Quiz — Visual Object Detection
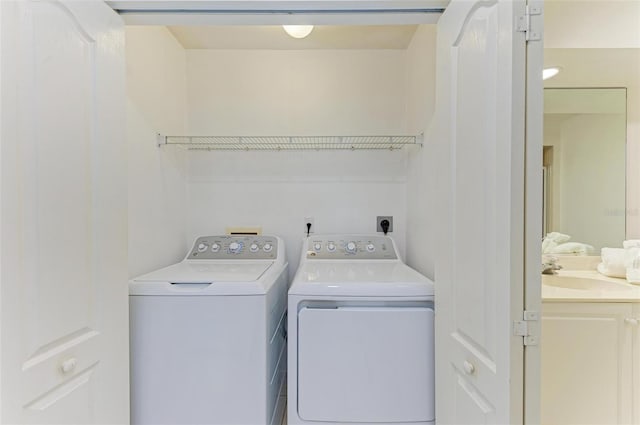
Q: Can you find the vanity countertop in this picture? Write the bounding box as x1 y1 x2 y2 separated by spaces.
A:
542 269 640 302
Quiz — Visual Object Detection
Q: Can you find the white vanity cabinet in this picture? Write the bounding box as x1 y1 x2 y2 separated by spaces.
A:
541 302 635 425
634 303 640 425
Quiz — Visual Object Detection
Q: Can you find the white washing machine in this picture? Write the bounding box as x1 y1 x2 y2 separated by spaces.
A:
288 235 435 425
129 235 288 425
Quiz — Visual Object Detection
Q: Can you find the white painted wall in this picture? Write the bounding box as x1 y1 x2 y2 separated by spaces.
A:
545 0 640 49
184 48 416 274
186 49 408 135
126 26 189 277
188 151 408 275
405 24 437 279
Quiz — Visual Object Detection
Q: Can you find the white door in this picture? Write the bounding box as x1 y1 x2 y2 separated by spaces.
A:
433 0 539 423
0 1 128 424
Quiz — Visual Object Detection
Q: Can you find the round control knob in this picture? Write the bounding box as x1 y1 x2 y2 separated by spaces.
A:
366 243 375 252
346 242 357 253
263 243 273 252
197 243 208 252
327 242 336 252
228 242 241 253
313 243 322 251
211 243 220 252
250 243 259 252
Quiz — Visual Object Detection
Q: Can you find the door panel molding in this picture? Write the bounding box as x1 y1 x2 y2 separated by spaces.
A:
22 328 100 371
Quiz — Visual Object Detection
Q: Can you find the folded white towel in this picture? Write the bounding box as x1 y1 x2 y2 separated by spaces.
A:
546 232 571 244
542 232 572 254
626 246 640 284
627 269 640 284
597 247 627 278
623 240 640 249
602 247 625 264
542 240 557 254
550 242 594 255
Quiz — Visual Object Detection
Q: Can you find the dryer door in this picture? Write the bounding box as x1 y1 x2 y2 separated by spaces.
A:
297 305 435 423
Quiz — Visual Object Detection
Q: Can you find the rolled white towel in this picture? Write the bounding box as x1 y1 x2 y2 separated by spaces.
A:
597 247 626 278
550 242 594 255
597 263 626 278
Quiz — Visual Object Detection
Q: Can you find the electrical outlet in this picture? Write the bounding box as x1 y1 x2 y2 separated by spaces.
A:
376 216 393 233
304 217 315 234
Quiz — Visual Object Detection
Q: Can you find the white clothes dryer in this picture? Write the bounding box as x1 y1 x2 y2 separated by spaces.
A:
288 235 435 425
130 235 288 425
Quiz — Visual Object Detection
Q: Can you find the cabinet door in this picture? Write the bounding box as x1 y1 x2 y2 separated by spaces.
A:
1 1 128 424
633 304 640 425
541 303 633 425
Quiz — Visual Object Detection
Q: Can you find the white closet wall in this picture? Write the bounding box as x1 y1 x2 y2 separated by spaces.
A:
405 25 437 279
184 48 418 274
127 26 189 277
125 25 440 276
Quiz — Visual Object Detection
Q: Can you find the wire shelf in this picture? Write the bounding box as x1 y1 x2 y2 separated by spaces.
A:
159 135 422 151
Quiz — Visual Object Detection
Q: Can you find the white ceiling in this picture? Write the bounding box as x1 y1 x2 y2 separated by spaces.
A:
168 25 420 50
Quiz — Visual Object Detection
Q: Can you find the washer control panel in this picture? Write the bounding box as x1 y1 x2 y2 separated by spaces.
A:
306 236 397 260
187 235 278 260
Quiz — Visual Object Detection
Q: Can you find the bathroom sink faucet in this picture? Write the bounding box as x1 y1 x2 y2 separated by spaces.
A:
542 256 562 275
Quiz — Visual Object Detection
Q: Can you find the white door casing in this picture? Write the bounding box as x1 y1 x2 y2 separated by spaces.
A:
434 0 529 423
523 0 544 423
1 0 128 423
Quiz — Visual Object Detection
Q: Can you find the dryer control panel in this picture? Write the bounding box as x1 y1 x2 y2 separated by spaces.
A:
187 235 278 260
305 236 397 260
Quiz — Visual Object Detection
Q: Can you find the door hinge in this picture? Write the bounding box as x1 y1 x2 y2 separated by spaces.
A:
513 310 539 346
517 5 542 41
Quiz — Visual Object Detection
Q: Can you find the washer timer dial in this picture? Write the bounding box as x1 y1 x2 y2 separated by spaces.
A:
228 241 242 254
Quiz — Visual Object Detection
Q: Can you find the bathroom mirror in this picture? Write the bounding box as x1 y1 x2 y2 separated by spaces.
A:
543 87 627 252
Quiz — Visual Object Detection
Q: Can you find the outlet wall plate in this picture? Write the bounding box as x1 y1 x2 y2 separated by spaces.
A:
376 216 393 233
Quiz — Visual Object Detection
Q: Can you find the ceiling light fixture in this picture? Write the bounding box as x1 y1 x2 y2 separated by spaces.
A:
543 67 561 80
283 25 314 39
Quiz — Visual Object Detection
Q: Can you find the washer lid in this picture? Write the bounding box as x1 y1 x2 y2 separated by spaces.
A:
129 261 275 295
289 262 434 297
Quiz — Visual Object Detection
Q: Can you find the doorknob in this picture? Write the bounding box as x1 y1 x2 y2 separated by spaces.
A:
60 357 78 374
463 360 476 375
